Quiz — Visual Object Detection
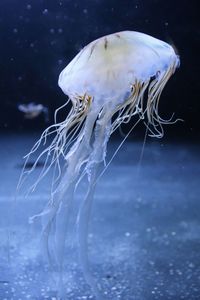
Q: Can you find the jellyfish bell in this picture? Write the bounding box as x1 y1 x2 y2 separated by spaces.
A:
19 31 180 299
58 31 179 108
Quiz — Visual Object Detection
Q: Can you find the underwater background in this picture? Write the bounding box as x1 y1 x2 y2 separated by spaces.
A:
0 1 200 300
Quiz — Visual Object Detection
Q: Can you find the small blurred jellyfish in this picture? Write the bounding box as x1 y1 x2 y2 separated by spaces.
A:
18 102 49 123
18 31 180 299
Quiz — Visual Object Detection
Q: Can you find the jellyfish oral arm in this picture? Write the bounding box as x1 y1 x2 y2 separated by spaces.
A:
76 105 112 298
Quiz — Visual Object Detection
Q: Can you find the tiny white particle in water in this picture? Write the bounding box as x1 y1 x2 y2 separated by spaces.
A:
169 269 174 275
149 260 155 266
176 269 183 275
27 4 31 10
125 232 130 237
188 262 195 268
43 9 48 15
50 40 56 46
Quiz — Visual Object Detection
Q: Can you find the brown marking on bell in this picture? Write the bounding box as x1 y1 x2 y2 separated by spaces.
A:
104 37 108 50
88 42 96 59
87 95 92 106
115 33 121 38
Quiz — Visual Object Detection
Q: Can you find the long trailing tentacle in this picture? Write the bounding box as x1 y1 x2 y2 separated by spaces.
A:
32 106 102 298
17 94 92 194
77 105 112 300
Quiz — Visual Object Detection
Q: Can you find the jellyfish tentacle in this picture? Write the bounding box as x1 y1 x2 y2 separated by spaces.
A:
30 106 101 297
77 106 112 299
146 61 177 130
54 98 70 123
110 80 148 133
94 115 142 186
77 165 101 299
53 107 100 261
50 107 103 297
18 95 92 195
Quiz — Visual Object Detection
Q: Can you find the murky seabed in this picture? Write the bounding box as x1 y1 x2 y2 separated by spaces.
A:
0 133 200 299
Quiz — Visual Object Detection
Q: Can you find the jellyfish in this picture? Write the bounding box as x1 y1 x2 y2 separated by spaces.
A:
18 102 49 122
18 31 180 299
